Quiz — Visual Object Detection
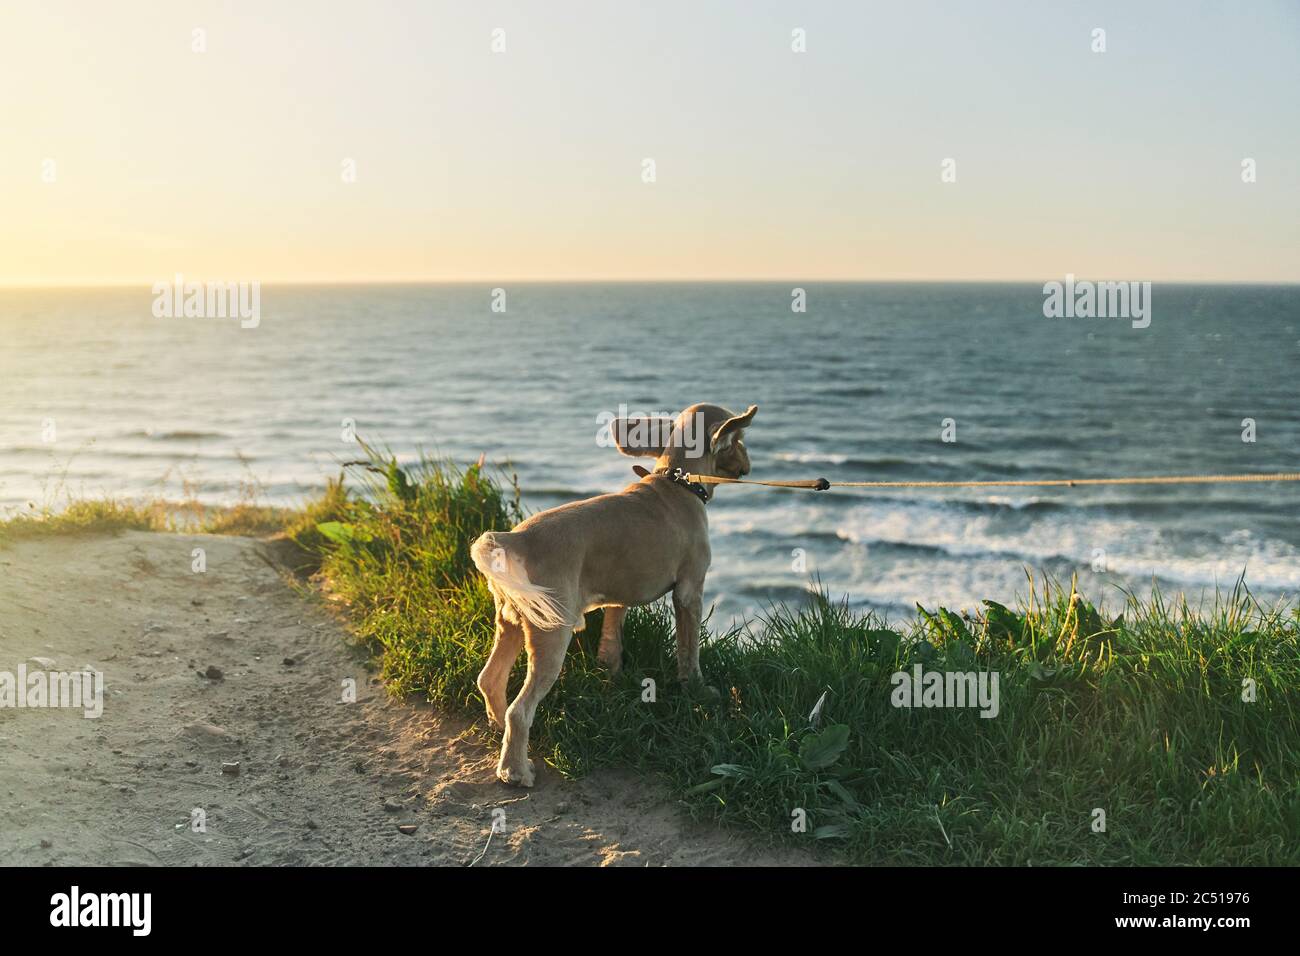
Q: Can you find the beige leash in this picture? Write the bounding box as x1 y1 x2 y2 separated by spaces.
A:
682 471 1300 491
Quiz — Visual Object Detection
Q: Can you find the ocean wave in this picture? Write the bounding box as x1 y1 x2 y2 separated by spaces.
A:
0 447 261 465
820 384 887 398
121 429 230 441
711 495 1300 596
764 453 1088 480
828 502 1300 593
771 452 916 470
775 451 851 465
731 581 822 603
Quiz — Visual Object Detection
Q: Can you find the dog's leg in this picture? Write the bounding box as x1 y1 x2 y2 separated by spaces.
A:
672 584 706 685
498 623 573 787
597 605 627 674
477 604 524 729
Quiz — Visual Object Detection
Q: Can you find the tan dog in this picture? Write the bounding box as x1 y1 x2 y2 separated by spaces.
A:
470 403 757 786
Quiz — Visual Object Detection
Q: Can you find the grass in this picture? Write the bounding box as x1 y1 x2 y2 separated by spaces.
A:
0 498 170 541
7 451 1294 864
0 478 307 545
296 448 1300 865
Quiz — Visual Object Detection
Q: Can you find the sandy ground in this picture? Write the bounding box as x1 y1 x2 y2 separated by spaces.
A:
0 530 809 866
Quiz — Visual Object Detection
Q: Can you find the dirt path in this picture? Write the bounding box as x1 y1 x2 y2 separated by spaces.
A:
0 531 808 866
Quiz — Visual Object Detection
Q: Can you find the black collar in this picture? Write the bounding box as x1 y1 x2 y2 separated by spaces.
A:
634 465 710 504
664 467 711 504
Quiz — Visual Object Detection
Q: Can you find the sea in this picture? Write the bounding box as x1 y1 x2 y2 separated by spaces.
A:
2 282 1296 624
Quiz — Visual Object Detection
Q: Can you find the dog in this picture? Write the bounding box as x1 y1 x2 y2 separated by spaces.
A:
470 403 757 786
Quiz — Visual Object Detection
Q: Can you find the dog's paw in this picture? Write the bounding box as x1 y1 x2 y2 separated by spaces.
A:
497 758 536 788
682 680 722 704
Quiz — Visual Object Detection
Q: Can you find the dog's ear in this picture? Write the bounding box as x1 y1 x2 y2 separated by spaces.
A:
710 405 757 453
611 416 674 457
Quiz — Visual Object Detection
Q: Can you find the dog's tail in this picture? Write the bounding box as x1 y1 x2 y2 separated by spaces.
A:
470 532 570 631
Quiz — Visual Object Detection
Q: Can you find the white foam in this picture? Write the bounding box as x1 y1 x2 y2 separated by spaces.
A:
774 451 849 465
707 495 1299 616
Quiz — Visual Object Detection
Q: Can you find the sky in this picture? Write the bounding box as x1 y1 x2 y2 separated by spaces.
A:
1 0 1297 285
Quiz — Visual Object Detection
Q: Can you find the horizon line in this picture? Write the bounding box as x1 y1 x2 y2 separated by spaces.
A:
2 277 1299 290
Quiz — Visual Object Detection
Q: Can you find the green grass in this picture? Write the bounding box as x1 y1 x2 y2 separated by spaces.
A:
0 488 305 544
15 451 1293 864
0 498 170 541
297 448 1300 865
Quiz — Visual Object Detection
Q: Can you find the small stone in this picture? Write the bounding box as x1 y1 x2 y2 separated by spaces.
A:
221 762 241 775
39 839 52 849
282 656 297 666
204 665 224 681
397 824 418 835
383 798 402 813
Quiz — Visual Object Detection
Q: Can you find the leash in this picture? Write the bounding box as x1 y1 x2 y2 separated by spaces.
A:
681 471 1300 491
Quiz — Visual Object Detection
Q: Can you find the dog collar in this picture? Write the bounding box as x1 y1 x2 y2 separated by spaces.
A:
666 467 711 504
635 465 710 504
